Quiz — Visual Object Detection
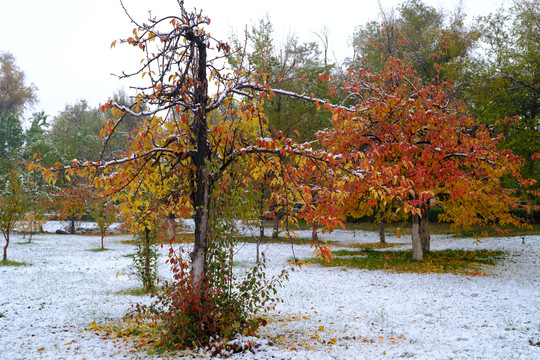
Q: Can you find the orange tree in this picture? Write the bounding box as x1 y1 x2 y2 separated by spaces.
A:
322 58 529 260
32 2 351 347
85 187 117 249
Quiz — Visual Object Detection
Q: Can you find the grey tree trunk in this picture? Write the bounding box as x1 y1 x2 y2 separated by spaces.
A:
420 207 430 253
379 220 386 244
411 213 423 261
272 214 280 238
166 213 176 242
189 39 211 289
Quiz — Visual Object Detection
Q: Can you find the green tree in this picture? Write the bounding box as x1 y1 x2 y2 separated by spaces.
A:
48 100 104 163
469 0 540 221
0 112 24 167
0 166 29 261
0 52 37 116
230 16 333 141
350 0 479 84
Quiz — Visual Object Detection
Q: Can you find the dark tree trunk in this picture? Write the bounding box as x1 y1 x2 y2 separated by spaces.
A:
312 222 318 241
69 217 75 234
2 233 8 262
420 207 430 253
379 220 386 244
411 213 422 261
144 227 152 291
189 39 211 289
257 196 264 263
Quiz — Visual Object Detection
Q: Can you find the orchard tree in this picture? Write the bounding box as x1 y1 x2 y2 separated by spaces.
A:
322 58 527 260
33 1 350 347
51 180 90 234
86 189 117 249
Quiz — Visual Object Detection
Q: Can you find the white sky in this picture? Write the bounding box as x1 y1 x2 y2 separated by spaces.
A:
0 0 508 121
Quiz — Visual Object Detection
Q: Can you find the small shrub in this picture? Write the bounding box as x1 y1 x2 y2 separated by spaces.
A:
132 227 160 293
131 221 288 352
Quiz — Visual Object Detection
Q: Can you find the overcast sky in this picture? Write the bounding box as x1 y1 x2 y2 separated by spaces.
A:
1 0 508 121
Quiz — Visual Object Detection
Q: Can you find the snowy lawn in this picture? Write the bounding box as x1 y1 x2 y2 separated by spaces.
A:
0 223 539 359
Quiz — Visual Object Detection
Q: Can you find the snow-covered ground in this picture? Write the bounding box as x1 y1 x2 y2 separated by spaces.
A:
0 222 538 359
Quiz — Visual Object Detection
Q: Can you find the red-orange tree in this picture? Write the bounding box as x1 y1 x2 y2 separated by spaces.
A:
322 58 529 260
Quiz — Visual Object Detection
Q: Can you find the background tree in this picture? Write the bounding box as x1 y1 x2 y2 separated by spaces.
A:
0 52 37 116
48 100 105 163
467 0 540 222
86 189 117 249
0 166 29 261
350 0 479 85
51 180 90 234
0 112 24 172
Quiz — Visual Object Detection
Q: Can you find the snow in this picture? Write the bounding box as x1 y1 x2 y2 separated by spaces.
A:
1 223 539 359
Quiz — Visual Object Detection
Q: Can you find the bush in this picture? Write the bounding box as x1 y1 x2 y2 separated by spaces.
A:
133 220 288 351
132 226 160 292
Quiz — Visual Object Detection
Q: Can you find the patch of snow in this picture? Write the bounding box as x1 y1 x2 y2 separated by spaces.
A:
0 223 538 359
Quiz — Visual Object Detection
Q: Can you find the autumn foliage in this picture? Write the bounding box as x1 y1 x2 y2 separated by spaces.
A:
321 58 528 259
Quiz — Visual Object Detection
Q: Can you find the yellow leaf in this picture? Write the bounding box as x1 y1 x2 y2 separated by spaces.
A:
330 338 337 344
37 347 45 351
318 326 325 331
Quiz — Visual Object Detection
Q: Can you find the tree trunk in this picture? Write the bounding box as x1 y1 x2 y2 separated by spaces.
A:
257 197 264 263
144 227 151 291
527 197 534 224
167 213 176 242
312 222 318 241
190 39 210 290
420 207 430 253
69 217 75 234
411 213 422 261
2 233 8 261
101 233 104 249
379 220 386 244
272 213 280 238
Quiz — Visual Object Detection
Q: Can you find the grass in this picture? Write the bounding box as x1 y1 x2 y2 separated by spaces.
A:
88 248 109 252
0 259 27 266
116 287 157 296
337 241 409 250
234 235 321 245
310 248 506 275
120 233 195 245
343 221 540 237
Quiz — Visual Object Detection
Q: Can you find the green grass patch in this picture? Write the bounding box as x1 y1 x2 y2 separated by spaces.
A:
116 287 157 296
0 259 27 266
338 242 409 249
312 248 506 275
337 222 540 237
235 235 321 245
451 223 540 238
120 233 195 245
88 248 110 252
